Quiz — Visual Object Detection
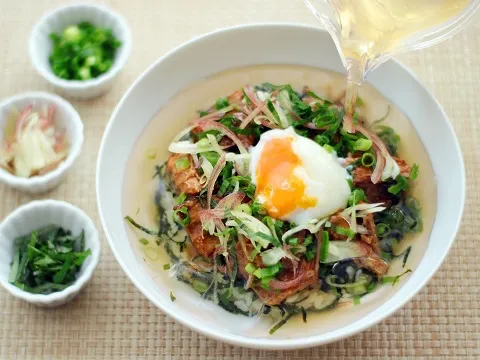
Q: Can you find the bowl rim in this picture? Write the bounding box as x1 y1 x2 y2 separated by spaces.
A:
0 91 84 188
96 23 466 349
28 3 132 90
0 199 101 305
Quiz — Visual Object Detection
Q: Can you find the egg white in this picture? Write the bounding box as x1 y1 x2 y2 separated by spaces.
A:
249 127 351 225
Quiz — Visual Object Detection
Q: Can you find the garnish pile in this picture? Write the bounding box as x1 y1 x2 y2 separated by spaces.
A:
126 83 422 334
9 225 91 294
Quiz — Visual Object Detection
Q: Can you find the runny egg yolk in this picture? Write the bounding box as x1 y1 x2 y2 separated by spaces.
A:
255 137 317 218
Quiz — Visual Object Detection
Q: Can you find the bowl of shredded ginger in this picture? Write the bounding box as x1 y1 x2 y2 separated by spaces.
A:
0 92 83 194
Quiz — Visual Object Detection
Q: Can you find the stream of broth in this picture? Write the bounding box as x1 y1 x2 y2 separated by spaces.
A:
122 65 436 338
321 0 471 128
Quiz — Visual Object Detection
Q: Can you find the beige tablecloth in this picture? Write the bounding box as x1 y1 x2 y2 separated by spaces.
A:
1 1 479 359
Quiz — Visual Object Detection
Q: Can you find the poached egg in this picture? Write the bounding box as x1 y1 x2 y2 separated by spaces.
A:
249 127 351 225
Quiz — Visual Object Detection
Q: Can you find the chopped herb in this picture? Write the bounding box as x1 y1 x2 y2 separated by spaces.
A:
49 22 121 81
409 163 419 180
139 238 149 246
381 269 412 286
215 97 229 110
125 216 158 236
402 246 412 268
320 231 329 262
361 153 375 167
176 192 187 204
147 149 157 160
175 156 190 170
348 188 367 206
388 175 409 195
354 138 372 151
301 307 307 323
163 263 171 270
353 295 361 305
245 263 256 275
170 291 176 302
269 313 294 334
334 226 355 238
9 226 91 294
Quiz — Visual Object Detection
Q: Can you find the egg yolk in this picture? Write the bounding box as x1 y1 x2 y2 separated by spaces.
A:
255 137 317 219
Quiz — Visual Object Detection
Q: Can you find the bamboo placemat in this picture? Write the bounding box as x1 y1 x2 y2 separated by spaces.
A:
0 1 479 359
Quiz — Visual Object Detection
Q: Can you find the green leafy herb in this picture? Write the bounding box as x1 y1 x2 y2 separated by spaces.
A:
163 263 171 270
381 269 412 286
9 226 91 294
49 22 121 80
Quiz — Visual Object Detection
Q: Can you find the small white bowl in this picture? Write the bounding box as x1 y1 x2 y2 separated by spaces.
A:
29 3 132 99
0 200 100 307
0 92 83 194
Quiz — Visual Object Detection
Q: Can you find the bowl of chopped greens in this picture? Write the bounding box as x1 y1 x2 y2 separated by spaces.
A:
29 4 131 99
97 24 465 349
0 200 100 307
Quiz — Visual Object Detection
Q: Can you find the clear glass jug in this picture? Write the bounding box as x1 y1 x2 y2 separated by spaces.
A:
303 0 480 81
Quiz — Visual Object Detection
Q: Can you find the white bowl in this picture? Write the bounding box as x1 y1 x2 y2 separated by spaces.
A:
29 3 131 99
0 91 83 194
96 24 465 349
0 200 100 307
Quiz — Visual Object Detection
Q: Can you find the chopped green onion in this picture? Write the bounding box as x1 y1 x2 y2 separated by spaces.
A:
287 237 298 246
176 192 187 204
163 263 171 270
261 276 274 290
147 149 156 160
323 144 333 153
361 153 375 167
175 156 190 170
314 134 330 146
245 263 256 275
305 250 315 261
174 207 190 226
192 279 209 293
353 295 361 305
376 223 391 237
388 175 409 195
409 163 419 180
253 263 282 279
235 203 252 215
320 231 329 262
215 97 229 110
139 238 149 246
170 291 176 302
248 248 259 262
303 235 313 247
348 188 366 206
354 138 372 151
334 226 355 238
356 96 364 107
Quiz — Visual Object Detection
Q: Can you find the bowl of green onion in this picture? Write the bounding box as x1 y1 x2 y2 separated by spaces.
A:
0 200 100 307
29 4 131 99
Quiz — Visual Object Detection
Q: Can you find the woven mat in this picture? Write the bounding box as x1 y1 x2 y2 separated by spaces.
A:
1 0 479 359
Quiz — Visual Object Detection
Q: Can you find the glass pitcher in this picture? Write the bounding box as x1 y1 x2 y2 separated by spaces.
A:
303 0 480 82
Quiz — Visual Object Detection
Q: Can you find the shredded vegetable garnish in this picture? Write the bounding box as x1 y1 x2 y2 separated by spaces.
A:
126 82 423 335
0 104 69 178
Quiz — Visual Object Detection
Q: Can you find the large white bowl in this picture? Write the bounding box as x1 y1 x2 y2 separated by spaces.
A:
96 24 465 349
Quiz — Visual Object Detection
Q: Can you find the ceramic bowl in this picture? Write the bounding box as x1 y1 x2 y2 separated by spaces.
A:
0 91 83 194
29 3 131 99
96 24 465 349
0 200 100 307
